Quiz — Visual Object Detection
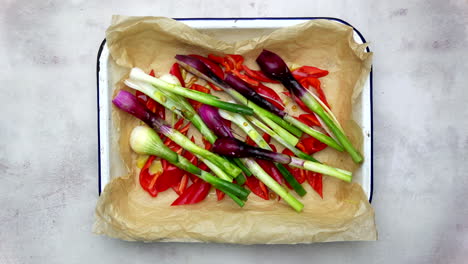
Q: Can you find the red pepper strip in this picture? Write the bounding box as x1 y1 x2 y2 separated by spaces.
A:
189 54 225 79
208 54 225 64
188 83 211 110
169 63 186 87
297 113 321 127
242 65 279 83
184 137 200 183
296 135 328 155
245 136 256 146
269 143 277 152
257 159 285 185
147 70 166 119
171 181 212 205
232 69 260 87
173 117 185 130
202 137 212 151
254 84 285 110
292 66 329 78
155 159 186 192
207 82 223 91
299 77 330 108
172 174 189 195
305 171 323 198
216 189 225 201
135 78 166 120
221 57 234 73
178 122 191 135
245 175 269 200
282 91 314 114
139 156 160 197
226 54 244 70
262 133 271 144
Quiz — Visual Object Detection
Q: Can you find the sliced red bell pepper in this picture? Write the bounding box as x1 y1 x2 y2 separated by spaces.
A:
232 69 260 87
257 159 284 185
305 171 323 198
282 91 314 114
269 143 277 152
183 137 200 184
207 82 223 91
207 54 225 64
245 136 256 146
189 54 224 79
299 77 330 108
226 54 244 70
134 70 166 119
254 84 285 110
172 174 189 195
169 63 185 87
297 113 321 127
135 90 165 120
296 135 328 155
155 159 185 192
202 137 212 151
242 65 279 83
262 133 271 144
188 83 211 110
139 156 161 197
292 66 329 78
171 181 212 205
245 175 269 200
216 189 225 201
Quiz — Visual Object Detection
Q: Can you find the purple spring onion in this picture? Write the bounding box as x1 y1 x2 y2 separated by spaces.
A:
112 90 242 179
256 49 363 163
213 137 352 182
198 104 233 138
224 73 286 117
112 90 167 132
198 103 305 211
175 54 303 146
176 54 344 151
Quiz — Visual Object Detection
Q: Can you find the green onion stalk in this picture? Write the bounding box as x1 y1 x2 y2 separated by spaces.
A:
174 55 301 147
218 109 307 197
129 68 254 115
129 126 250 207
112 90 242 180
198 104 304 212
128 76 253 180
212 137 353 183
256 49 363 163
174 55 343 151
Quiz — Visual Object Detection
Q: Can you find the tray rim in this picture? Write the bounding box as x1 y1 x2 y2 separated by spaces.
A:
96 16 373 203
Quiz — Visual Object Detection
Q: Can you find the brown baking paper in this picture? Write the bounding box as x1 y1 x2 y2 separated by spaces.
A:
94 16 376 244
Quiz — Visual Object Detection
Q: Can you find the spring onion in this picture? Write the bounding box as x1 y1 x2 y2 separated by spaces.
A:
256 49 363 163
212 137 352 182
218 109 307 196
112 90 242 179
175 55 300 147
198 104 304 211
129 126 250 206
128 68 254 115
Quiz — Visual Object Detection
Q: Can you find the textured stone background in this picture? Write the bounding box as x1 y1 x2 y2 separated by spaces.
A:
1 0 467 263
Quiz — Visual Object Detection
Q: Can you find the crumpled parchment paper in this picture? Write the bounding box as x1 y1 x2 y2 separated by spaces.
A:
93 16 376 244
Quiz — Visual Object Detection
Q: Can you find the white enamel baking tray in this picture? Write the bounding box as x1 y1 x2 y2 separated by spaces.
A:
97 17 373 202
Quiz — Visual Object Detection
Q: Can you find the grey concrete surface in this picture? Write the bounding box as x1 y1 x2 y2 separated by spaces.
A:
1 0 467 263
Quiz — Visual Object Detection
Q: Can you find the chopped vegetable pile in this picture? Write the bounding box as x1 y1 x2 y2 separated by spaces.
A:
112 50 363 212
